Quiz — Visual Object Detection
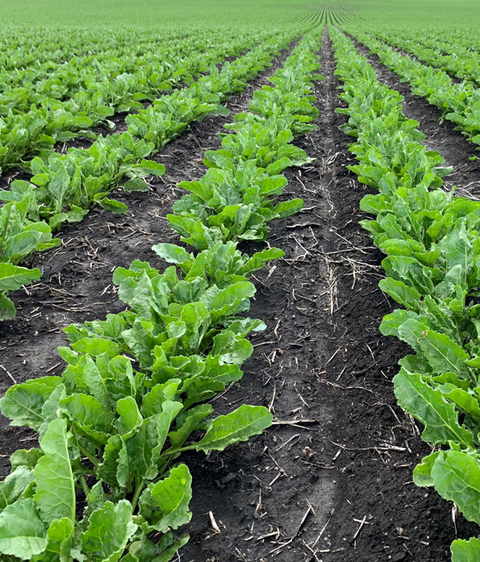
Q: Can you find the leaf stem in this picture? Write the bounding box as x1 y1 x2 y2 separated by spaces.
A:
131 479 144 512
78 443 99 468
79 475 90 498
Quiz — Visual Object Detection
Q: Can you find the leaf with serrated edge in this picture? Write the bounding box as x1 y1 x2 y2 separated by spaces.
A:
451 537 480 561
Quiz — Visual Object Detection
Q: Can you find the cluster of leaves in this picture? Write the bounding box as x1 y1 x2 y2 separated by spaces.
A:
332 28 480 560
0 187 61 319
348 29 480 149
0 27 324 561
0 33 297 320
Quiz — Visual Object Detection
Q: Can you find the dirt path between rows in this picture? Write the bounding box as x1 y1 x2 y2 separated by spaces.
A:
0 27 477 562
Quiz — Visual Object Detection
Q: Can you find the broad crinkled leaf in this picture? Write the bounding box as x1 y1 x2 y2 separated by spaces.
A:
80 500 137 562
451 537 480 562
138 464 192 533
1 377 62 430
431 451 480 525
59 393 114 445
0 466 35 511
34 419 75 525
31 517 74 562
0 499 47 558
394 369 474 447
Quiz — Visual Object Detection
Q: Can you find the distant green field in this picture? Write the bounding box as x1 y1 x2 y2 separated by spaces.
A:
0 0 476 28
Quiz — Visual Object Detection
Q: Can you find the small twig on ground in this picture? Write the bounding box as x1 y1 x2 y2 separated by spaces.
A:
208 511 221 534
0 364 17 385
351 515 367 546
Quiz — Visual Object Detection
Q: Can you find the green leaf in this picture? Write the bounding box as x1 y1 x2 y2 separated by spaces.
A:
71 337 120 358
441 219 472 284
0 263 41 292
0 294 16 320
98 436 129 491
10 449 43 470
138 465 192 532
98 197 128 213
152 243 192 266
1 377 62 430
123 178 150 192
201 281 255 323
451 537 480 561
211 330 253 364
273 198 304 219
378 277 421 310
412 451 441 487
31 517 74 562
431 451 480 525
115 396 143 438
80 500 137 562
139 159 165 177
0 499 47 558
393 369 474 447
168 404 213 449
194 405 272 453
59 394 114 445
34 419 75 525
417 329 470 377
0 466 35 510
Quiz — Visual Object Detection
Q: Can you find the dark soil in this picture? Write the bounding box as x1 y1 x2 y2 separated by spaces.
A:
0 27 477 562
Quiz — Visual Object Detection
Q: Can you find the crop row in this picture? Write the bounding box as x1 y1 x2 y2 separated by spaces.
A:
1 29 241 100
387 27 480 59
0 27 324 561
332 27 480 560
373 28 480 85
346 29 480 152
0 32 298 321
0 31 271 173
0 28 199 72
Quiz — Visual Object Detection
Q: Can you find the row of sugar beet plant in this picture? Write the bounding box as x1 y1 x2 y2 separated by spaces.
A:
346 28 480 153
0 30 297 321
331 27 480 560
0 28 272 172
0 27 324 562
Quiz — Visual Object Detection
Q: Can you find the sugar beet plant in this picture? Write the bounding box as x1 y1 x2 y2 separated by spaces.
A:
0 28 323 561
332 28 480 560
